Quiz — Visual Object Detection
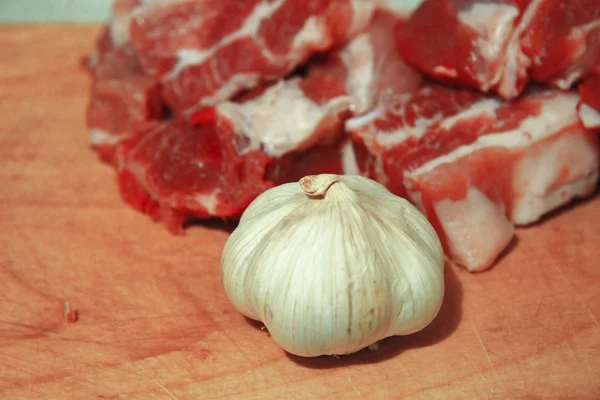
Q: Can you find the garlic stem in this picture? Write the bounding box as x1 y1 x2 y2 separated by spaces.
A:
299 174 341 197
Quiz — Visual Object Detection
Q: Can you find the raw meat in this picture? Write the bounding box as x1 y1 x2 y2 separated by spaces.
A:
214 8 423 158
86 0 600 272
90 3 412 233
111 28 389 232
115 0 376 113
214 75 353 158
347 86 599 271
115 112 366 233
115 115 273 232
396 0 600 99
85 28 163 165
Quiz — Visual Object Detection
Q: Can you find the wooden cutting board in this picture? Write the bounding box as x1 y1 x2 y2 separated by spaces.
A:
1 25 599 400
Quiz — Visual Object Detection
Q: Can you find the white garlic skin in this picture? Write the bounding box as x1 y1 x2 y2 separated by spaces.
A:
220 174 445 357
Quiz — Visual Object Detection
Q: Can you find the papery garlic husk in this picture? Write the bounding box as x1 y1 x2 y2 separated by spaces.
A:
220 174 445 357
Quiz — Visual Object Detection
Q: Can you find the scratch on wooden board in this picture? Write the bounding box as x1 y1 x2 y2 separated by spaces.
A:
469 317 503 387
465 352 486 382
348 376 365 399
153 378 179 400
128 354 160 400
385 372 391 397
552 252 600 328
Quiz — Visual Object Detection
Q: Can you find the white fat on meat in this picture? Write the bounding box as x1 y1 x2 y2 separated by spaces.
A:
578 103 600 129
196 72 262 108
88 128 121 146
168 0 375 81
432 66 459 78
551 20 600 90
340 34 376 113
194 190 220 215
346 94 500 149
497 0 543 99
347 0 377 37
292 16 329 50
340 140 361 175
217 79 352 157
338 9 423 114
511 126 599 224
405 91 599 271
513 172 599 227
457 2 520 89
409 92 582 176
431 187 515 272
109 0 187 47
110 14 133 47
439 97 501 130
552 70 585 90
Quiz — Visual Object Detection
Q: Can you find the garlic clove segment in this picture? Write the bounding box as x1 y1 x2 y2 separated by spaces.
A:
220 174 445 357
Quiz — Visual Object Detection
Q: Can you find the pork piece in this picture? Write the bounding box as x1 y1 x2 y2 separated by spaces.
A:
213 7 423 159
214 73 353 158
116 114 364 233
112 38 371 232
522 0 600 91
578 67 600 130
85 28 163 165
119 0 375 113
347 84 486 197
396 0 600 99
116 116 272 233
347 87 599 271
113 56 370 233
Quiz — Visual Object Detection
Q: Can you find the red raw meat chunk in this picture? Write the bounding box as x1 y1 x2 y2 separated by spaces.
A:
347 86 599 271
85 28 163 165
521 0 600 90
396 0 600 99
213 7 422 158
396 0 524 97
116 115 366 233
119 0 376 113
116 116 272 233
578 66 600 129
214 72 353 158
112 33 382 232
89 4 417 233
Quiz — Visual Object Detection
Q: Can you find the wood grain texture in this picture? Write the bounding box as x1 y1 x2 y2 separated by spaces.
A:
0 25 599 400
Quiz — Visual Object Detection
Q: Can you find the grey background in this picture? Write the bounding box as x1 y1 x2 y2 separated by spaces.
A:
0 0 425 24
0 0 111 23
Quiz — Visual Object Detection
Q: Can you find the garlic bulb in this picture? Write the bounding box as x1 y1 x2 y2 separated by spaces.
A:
220 174 445 357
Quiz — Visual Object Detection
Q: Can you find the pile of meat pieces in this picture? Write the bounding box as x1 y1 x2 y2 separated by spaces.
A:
85 0 600 272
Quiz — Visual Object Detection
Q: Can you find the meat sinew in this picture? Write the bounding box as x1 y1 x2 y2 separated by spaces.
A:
396 0 600 99
347 86 599 271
